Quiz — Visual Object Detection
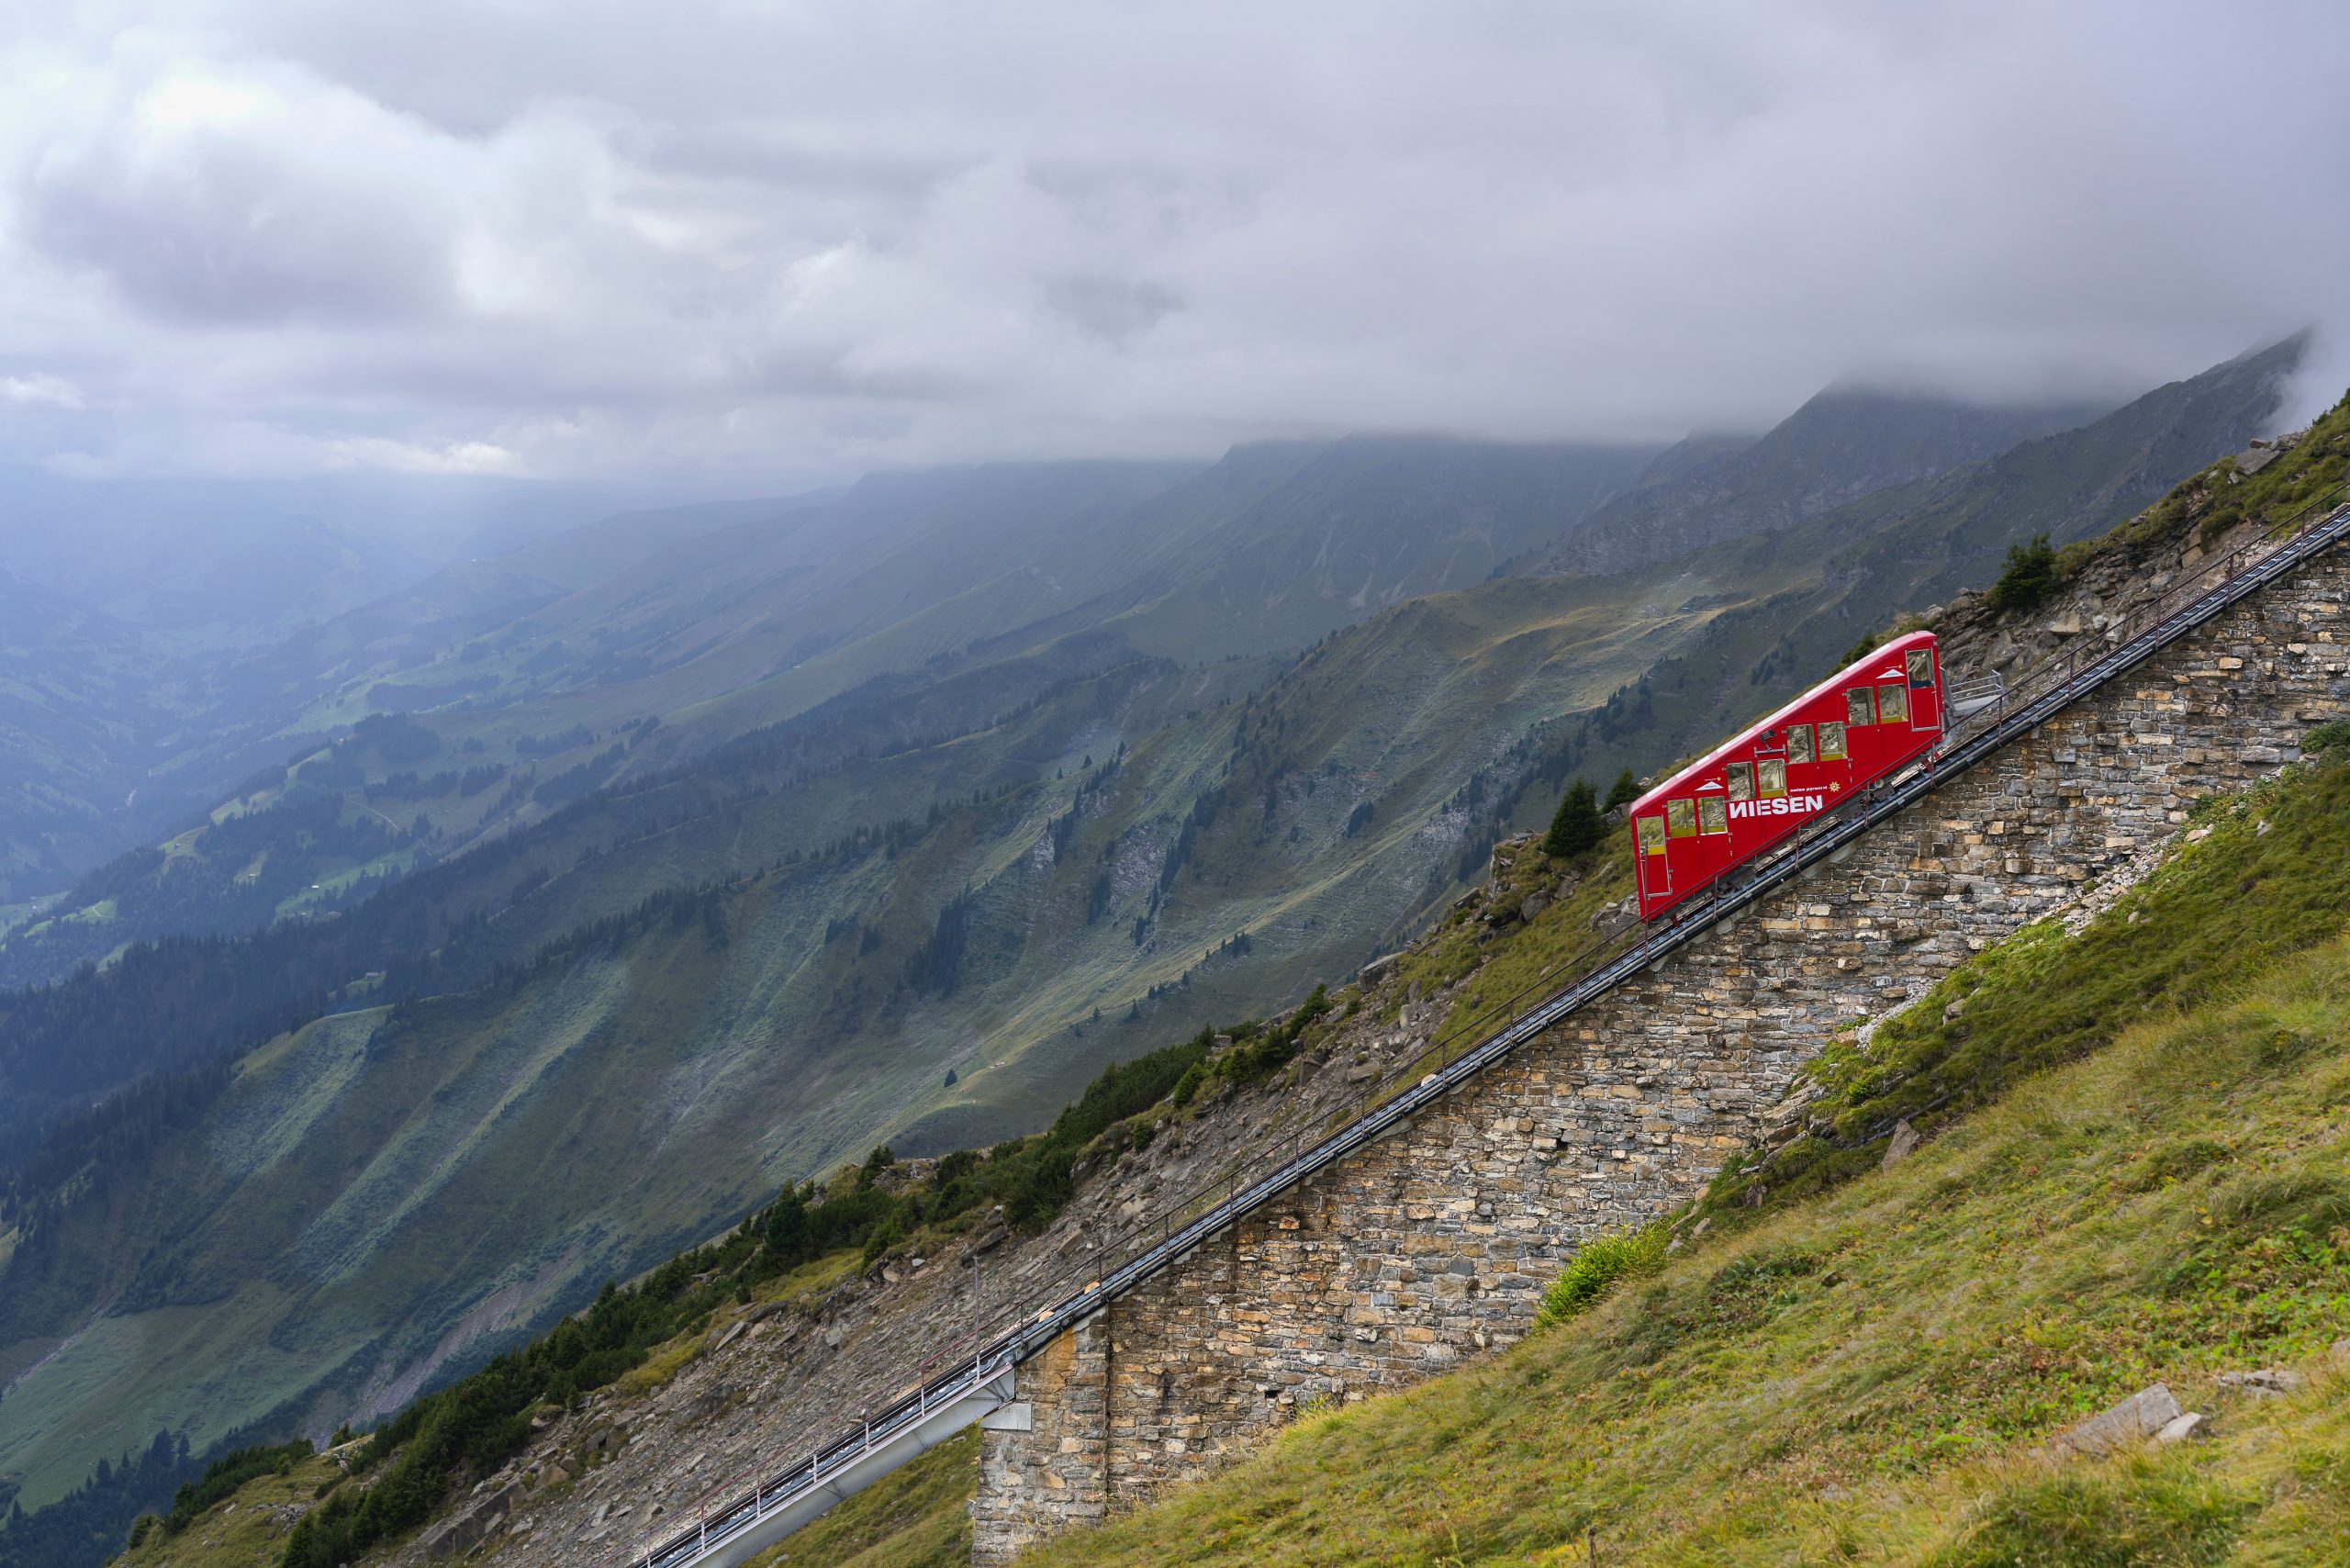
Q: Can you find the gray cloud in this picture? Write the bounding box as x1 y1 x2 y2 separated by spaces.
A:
1043 274 1183 343
0 0 2343 489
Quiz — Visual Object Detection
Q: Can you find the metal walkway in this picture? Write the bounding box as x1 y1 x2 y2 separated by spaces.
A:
627 496 2350 1568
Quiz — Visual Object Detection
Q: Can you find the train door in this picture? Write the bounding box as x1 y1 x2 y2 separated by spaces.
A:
1636 812 1670 913
1902 645 1941 733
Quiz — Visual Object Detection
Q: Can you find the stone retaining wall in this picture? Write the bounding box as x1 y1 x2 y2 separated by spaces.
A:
970 554 2350 1564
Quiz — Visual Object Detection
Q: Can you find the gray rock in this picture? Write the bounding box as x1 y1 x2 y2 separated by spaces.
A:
423 1481 520 1558
2053 1383 2183 1457
1880 1119 1921 1170
2216 1368 2305 1397
2153 1411 2207 1445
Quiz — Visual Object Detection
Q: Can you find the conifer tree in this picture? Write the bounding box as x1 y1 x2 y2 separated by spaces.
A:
1605 768 1639 811
1543 778 1603 858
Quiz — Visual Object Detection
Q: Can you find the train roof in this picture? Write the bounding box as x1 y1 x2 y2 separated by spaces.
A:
1628 629 1940 816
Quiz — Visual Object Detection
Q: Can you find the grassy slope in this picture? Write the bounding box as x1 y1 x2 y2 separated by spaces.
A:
103 1451 350 1568
1022 752 2350 1568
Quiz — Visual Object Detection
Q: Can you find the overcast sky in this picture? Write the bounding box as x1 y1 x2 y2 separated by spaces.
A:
2 0 2344 492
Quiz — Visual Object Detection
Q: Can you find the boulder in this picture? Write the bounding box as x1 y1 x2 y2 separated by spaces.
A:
1879 1119 1921 1170
421 1481 519 1559
1589 896 1639 938
2052 1383 2183 1457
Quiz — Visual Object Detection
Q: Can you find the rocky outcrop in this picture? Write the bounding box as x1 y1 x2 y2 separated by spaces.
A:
2052 1384 2186 1458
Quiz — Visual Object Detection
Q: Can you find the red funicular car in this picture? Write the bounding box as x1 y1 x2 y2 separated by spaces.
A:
1628 632 1945 922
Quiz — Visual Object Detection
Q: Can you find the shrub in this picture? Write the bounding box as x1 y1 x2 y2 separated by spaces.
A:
1986 532 2060 612
1542 778 1604 859
1536 1226 1665 1327
2303 719 2350 757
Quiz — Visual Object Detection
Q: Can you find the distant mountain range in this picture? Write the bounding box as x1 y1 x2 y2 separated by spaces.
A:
1531 385 2120 576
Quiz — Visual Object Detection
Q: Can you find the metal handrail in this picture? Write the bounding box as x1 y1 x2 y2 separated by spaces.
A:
630 490 2350 1568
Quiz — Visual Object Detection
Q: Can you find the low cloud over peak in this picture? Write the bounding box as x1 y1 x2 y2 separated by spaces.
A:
0 1 2343 489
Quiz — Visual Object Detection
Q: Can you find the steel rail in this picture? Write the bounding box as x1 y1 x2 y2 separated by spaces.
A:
631 496 2350 1568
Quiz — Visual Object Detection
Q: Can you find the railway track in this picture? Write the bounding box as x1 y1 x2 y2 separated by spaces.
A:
626 493 2350 1568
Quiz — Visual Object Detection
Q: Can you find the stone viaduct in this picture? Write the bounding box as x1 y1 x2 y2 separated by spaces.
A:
968 545 2350 1563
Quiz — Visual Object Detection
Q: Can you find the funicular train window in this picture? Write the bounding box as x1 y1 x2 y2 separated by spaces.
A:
1786 723 1814 764
1726 762 1754 801
1847 687 1876 726
1759 758 1787 796
1639 815 1666 855
1907 648 1934 687
1666 798 1695 837
1697 796 1729 834
1878 682 1909 722
1818 721 1848 759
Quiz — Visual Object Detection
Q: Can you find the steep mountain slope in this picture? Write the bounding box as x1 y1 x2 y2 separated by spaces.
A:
0 572 185 909
1531 385 2118 575
0 351 2300 1527
644 436 1660 747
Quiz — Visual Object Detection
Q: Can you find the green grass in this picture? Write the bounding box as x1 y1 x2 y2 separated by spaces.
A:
1533 1225 1666 1328
744 1425 980 1568
110 1450 348 1568
1398 829 1638 1058
1020 756 2350 1566
1695 753 2350 1228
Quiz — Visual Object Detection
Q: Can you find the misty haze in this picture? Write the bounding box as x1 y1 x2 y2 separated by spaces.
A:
3 6 2349 1568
